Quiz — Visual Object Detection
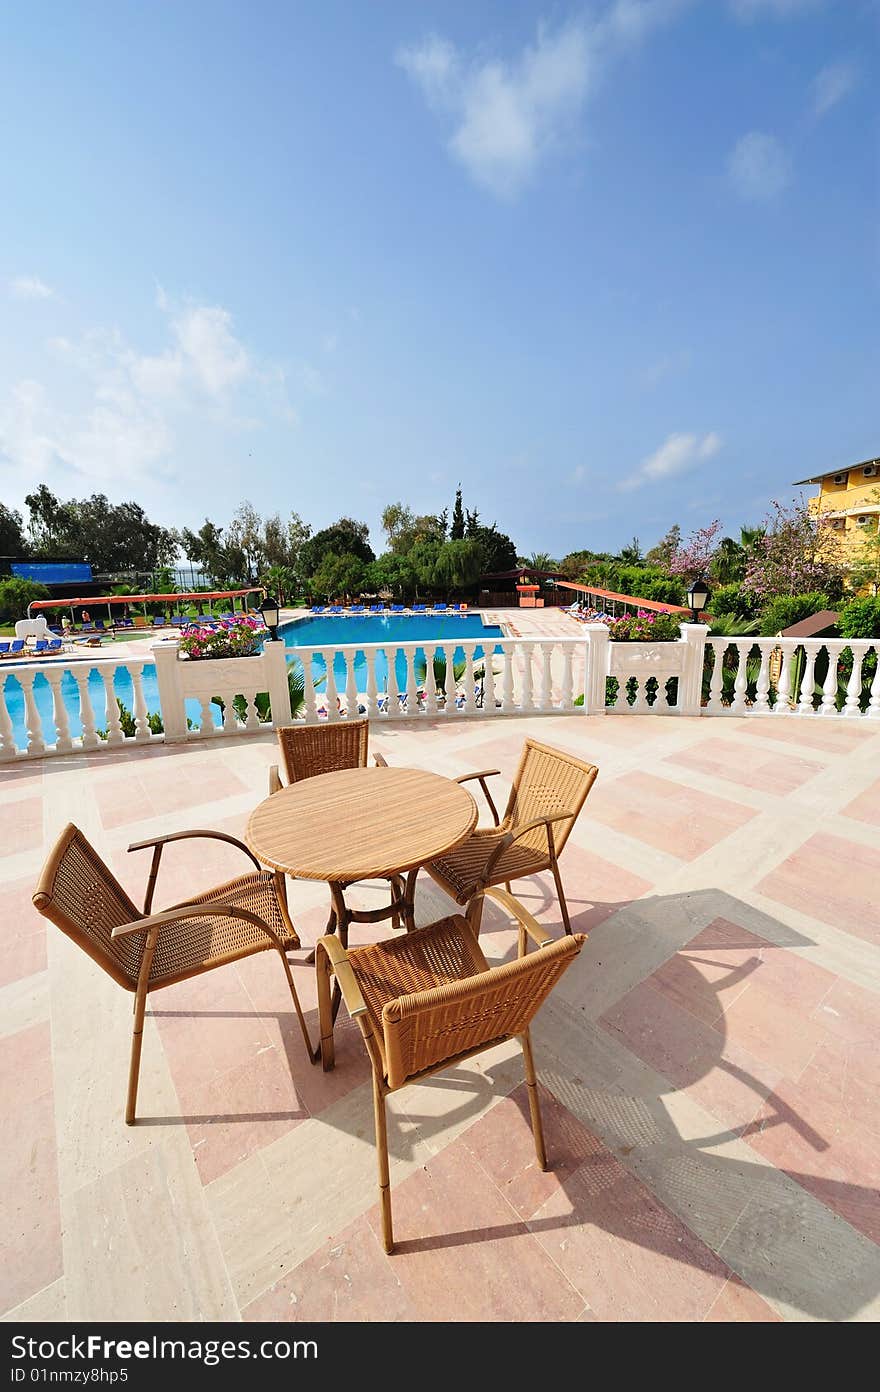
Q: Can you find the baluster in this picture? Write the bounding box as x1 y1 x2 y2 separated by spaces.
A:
198 698 215 734
775 647 794 714
46 668 72 753
753 644 772 715
0 673 17 760
244 691 261 731
365 648 378 718
443 643 456 715
345 651 358 720
731 643 749 715
630 674 648 714
798 643 818 715
707 641 725 713
304 652 319 723
820 643 839 716
421 645 437 717
539 643 552 711
843 647 865 718
484 648 497 715
560 644 573 710
221 692 237 732
130 663 151 741
385 646 400 718
463 643 476 717
867 645 880 718
499 647 513 714
324 651 339 721
74 668 99 748
519 644 533 712
101 668 124 746
405 644 419 717
18 672 45 757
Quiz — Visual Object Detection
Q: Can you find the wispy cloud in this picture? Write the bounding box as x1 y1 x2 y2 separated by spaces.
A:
812 60 859 117
619 431 721 491
730 0 821 19
9 275 54 301
728 131 791 201
0 292 297 490
395 4 689 198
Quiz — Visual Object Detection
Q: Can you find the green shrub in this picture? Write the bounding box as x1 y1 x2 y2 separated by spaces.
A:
709 582 759 619
759 592 830 636
0 576 50 622
839 595 880 639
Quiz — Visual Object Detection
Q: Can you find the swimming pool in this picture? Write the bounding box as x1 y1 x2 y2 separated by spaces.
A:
281 613 504 694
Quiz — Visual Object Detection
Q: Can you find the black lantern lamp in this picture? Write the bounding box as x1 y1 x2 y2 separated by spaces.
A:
686 576 710 623
259 594 280 641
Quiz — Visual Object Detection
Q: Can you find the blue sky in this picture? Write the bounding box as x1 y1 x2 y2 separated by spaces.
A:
1 0 875 560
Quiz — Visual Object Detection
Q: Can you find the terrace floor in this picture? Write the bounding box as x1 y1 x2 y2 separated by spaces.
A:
2 710 880 1323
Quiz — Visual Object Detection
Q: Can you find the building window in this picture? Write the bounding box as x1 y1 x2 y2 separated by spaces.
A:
832 473 847 484
856 516 872 527
863 464 878 478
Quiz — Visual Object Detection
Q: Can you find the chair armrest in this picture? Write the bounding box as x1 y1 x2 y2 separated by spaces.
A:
315 935 368 1018
454 769 502 825
111 901 281 945
268 764 282 795
482 810 573 884
127 829 262 913
483 886 554 949
373 752 389 767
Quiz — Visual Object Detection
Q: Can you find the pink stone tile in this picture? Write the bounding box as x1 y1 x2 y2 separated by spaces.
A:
664 737 824 796
0 1023 62 1314
647 918 768 1026
529 1137 731 1320
757 832 880 944
744 1079 880 1245
712 980 826 1080
0 796 42 856
243 1215 420 1322
600 979 781 1131
154 976 278 1088
811 976 880 1047
461 1084 602 1220
735 719 868 753
0 877 46 987
840 777 880 828
181 1047 309 1185
587 771 755 861
705 1276 782 1322
511 846 653 935
363 1141 585 1321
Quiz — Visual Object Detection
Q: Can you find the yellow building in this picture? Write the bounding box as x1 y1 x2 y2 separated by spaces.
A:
794 455 880 572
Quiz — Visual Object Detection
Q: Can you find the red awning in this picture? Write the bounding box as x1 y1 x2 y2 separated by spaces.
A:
28 586 263 613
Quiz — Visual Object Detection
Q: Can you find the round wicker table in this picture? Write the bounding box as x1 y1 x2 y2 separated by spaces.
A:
245 765 478 940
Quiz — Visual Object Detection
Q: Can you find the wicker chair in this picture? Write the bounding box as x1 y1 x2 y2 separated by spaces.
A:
316 891 586 1253
32 823 315 1124
423 739 598 936
269 718 403 933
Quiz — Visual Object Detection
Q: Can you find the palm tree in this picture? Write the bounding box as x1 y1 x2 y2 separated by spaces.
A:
527 552 557 571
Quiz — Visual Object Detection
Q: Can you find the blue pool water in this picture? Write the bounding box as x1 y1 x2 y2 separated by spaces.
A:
3 614 505 751
281 613 504 695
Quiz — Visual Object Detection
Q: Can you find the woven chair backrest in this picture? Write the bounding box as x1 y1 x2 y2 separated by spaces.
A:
504 740 598 857
276 718 369 784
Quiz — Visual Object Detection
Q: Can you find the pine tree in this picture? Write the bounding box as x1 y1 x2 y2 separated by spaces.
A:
451 486 465 540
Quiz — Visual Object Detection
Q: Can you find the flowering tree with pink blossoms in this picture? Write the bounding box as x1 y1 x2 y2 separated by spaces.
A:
669 519 723 582
741 499 846 602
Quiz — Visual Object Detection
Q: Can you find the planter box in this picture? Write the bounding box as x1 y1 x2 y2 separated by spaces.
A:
609 640 685 676
177 653 267 700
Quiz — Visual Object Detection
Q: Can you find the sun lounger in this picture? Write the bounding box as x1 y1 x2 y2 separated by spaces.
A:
152 616 166 627
390 604 405 613
47 638 62 652
0 642 9 656
432 602 449 613
33 639 48 653
80 622 94 632
348 605 365 614
2 639 25 658
411 604 426 613
49 625 62 635
326 606 343 615
310 605 325 614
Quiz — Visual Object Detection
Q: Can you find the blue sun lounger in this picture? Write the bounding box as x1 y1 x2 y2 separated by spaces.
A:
152 616 166 627
348 605 365 614
33 639 48 653
411 604 426 614
311 605 325 614
390 604 405 613
47 638 62 653
432 602 449 613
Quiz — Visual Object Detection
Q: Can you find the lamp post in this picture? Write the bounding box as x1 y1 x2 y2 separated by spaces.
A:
259 594 280 641
686 576 710 623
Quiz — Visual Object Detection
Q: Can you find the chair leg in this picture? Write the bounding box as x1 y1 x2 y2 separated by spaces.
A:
465 893 484 936
125 985 148 1125
277 947 318 1063
521 1029 547 1171
373 1073 394 1253
550 861 573 936
316 947 336 1073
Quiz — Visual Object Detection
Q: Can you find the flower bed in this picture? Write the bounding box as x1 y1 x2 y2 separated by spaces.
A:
607 610 681 642
178 614 264 660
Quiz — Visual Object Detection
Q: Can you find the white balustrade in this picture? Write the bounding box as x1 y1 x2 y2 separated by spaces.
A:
0 673 17 761
101 668 124 746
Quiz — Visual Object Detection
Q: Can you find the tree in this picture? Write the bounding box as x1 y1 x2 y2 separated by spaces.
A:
617 536 643 566
558 549 612 579
741 500 846 601
0 576 49 622
465 507 479 538
0 504 28 556
180 520 236 583
470 523 517 574
299 517 374 578
226 501 267 582
24 485 177 572
260 563 297 605
309 550 367 603
366 552 418 599
24 485 72 554
669 519 723 582
450 486 465 541
644 525 681 569
525 552 557 572
432 539 484 592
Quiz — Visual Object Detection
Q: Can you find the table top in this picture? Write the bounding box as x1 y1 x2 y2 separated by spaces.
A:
245 765 478 882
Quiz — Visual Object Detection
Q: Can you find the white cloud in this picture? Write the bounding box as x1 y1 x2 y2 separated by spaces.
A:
813 60 858 117
619 431 721 491
0 292 296 491
730 0 821 18
9 275 54 301
571 464 587 484
728 131 791 201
